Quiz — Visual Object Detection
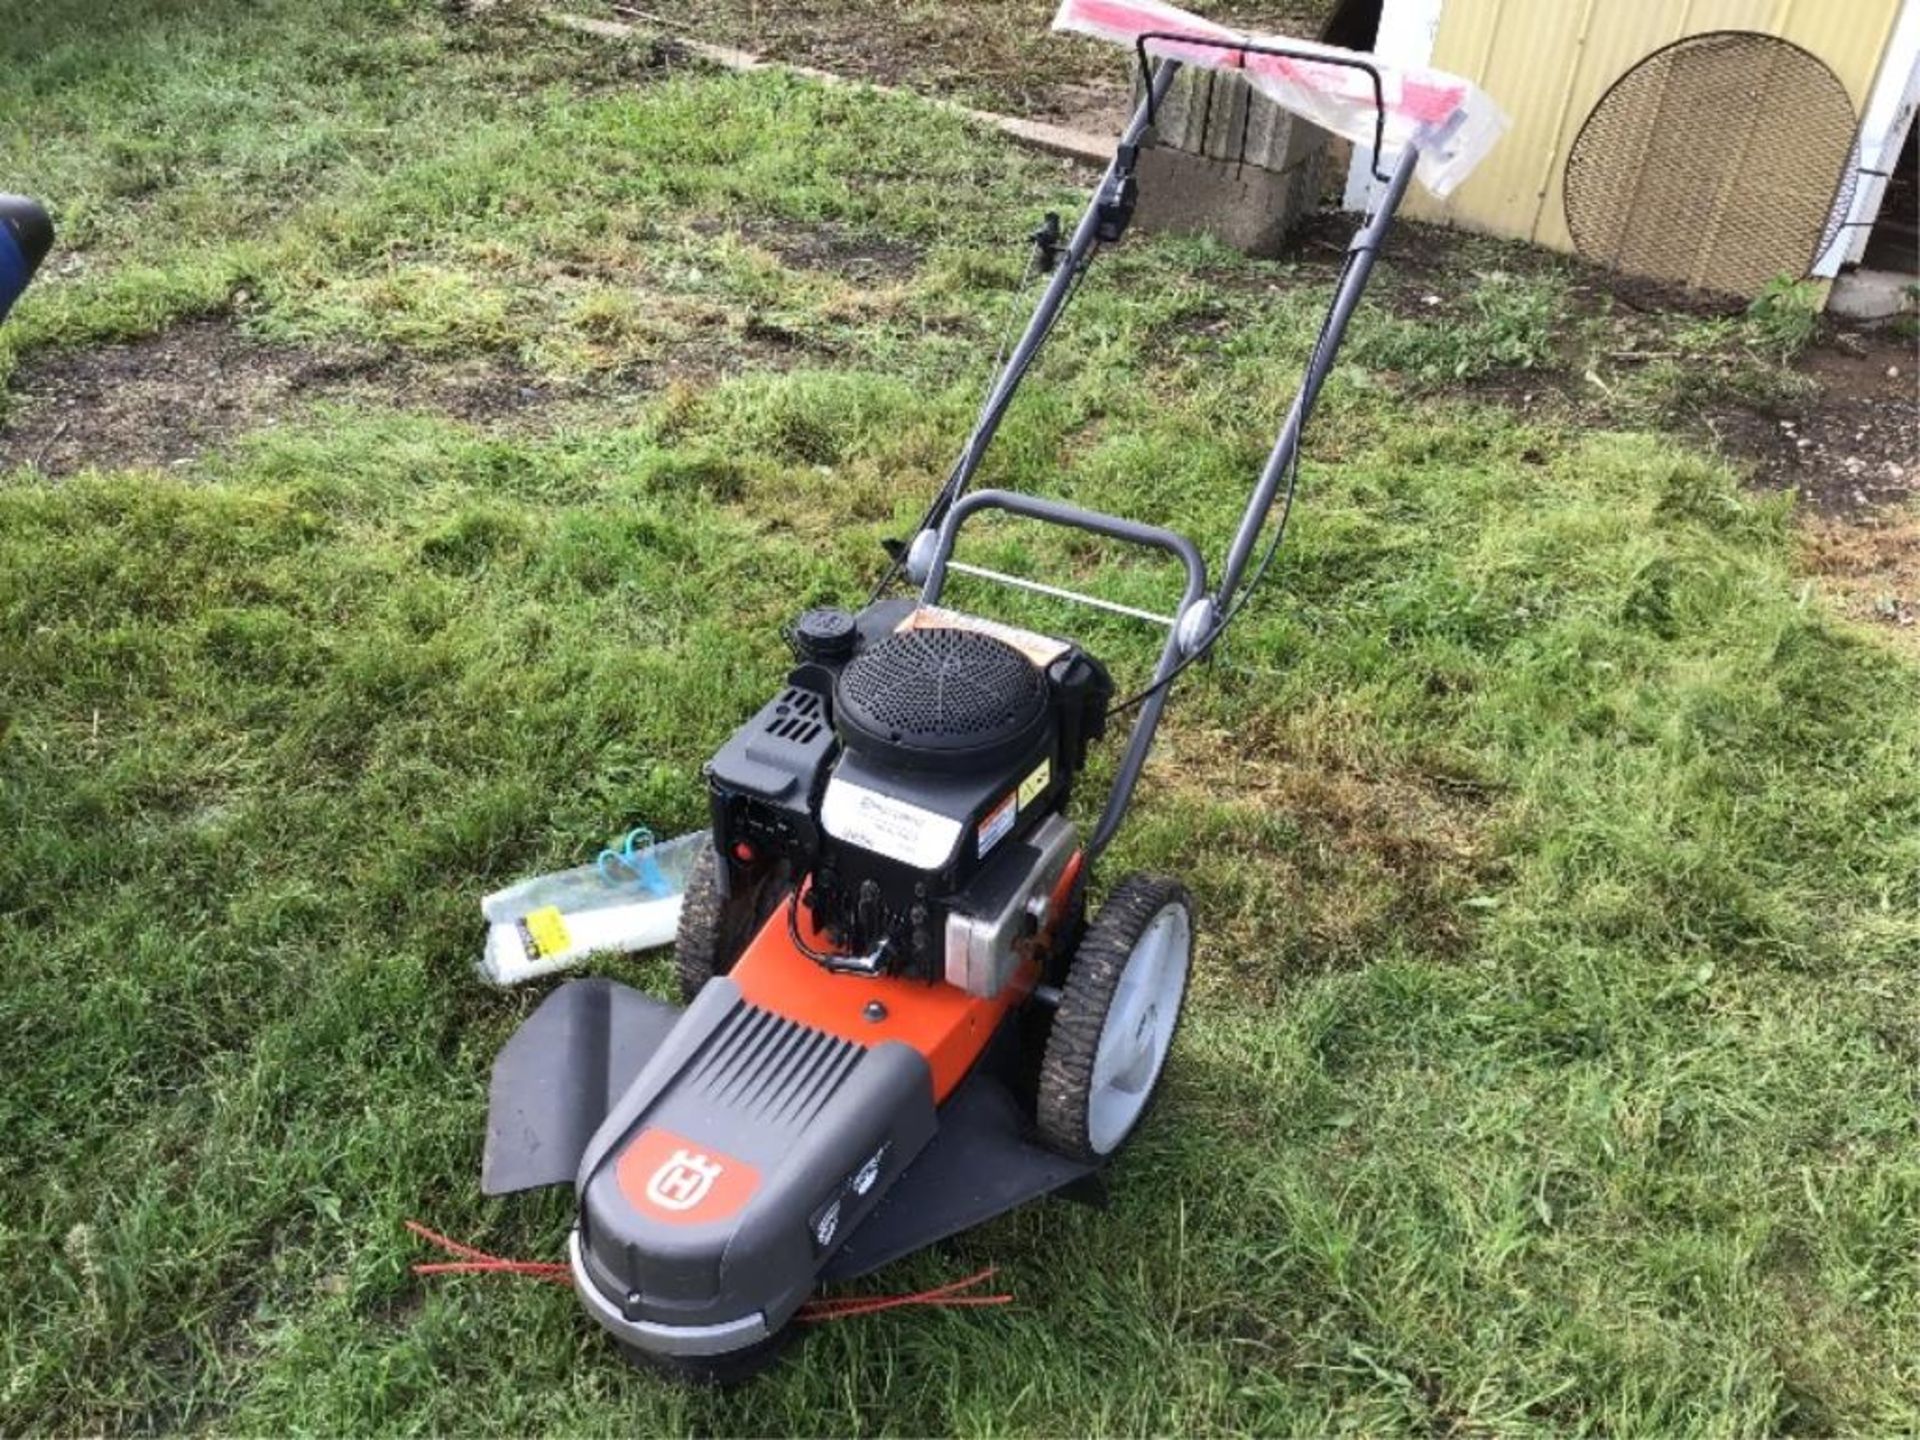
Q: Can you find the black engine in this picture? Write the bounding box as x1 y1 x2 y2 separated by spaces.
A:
703 599 1110 989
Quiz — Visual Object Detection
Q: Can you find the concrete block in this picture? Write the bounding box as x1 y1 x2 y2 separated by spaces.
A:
1134 144 1326 257
1131 64 1330 256
1135 67 1327 172
1829 267 1918 320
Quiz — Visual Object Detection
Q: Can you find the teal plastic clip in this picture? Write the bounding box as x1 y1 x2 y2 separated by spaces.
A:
596 827 667 894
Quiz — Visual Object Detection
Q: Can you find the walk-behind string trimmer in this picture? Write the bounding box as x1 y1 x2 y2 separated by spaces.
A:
471 0 1504 1381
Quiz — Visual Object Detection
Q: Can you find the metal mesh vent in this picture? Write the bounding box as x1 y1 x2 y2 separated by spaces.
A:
836 628 1046 759
1564 31 1859 298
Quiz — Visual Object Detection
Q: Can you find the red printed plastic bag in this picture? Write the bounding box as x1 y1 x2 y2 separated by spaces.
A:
1053 0 1507 197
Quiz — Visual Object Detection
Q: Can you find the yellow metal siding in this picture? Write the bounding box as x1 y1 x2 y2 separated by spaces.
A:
1406 0 1901 251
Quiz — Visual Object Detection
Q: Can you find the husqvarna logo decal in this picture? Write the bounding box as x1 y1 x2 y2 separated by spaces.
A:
646 1148 722 1211
616 1127 760 1226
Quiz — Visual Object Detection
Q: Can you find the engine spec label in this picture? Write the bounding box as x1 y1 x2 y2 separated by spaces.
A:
822 777 963 869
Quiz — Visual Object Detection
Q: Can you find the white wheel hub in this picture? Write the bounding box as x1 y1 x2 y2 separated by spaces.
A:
1087 902 1191 1155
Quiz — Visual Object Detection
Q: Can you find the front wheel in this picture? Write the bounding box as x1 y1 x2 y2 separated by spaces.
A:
1036 874 1194 1163
674 844 790 1003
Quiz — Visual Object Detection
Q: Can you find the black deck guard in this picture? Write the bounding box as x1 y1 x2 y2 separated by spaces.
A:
483 977 683 1195
483 978 1099 1319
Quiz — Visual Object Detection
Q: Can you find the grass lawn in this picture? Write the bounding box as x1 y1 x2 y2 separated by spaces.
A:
3 1 1917 1433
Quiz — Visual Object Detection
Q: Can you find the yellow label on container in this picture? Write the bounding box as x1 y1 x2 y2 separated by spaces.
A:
522 906 571 959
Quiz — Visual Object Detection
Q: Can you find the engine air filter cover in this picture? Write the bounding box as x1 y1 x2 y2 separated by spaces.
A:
834 627 1050 774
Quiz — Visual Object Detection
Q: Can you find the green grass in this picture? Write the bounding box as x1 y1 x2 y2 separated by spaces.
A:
1349 268 1568 384
1745 277 1826 363
4 2 1918 1434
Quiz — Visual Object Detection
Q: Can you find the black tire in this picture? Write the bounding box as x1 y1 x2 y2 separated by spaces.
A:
617 1323 797 1385
1036 874 1193 1164
675 844 791 1004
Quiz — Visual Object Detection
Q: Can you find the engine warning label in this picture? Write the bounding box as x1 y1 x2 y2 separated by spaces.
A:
979 757 1049 858
1018 758 1051 809
977 790 1017 857
822 778 963 869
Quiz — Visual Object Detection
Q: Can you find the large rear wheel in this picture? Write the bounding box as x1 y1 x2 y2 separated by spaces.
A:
1036 874 1193 1163
675 845 790 1003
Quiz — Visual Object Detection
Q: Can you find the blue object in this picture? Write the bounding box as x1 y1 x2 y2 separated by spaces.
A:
0 196 52 324
596 827 668 895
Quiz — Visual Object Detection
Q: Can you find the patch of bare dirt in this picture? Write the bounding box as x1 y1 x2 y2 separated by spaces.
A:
578 0 1336 124
1720 332 1919 518
450 3 693 94
1152 716 1494 966
1046 81 1132 140
731 219 922 282
1288 214 1918 524
1455 255 1916 525
1799 507 1920 656
0 320 557 478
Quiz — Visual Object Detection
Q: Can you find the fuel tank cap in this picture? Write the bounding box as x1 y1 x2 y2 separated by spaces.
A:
791 607 857 663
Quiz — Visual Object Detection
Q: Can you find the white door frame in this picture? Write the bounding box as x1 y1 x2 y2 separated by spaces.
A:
1815 0 1918 277
1343 0 1445 211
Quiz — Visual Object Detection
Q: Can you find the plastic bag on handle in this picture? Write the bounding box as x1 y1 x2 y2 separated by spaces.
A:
1052 0 1507 198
